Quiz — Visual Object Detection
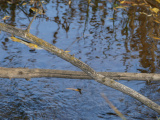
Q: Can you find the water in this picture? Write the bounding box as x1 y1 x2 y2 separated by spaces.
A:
0 0 160 119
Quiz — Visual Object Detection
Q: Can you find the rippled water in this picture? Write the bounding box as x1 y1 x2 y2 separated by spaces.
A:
0 0 160 119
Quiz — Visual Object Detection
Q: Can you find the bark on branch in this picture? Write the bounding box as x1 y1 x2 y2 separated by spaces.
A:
0 22 160 113
0 67 160 81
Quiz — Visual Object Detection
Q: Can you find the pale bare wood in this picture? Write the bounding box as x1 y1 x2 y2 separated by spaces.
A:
0 67 159 81
0 22 160 113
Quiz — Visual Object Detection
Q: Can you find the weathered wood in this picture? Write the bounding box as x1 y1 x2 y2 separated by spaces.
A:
0 67 160 81
0 22 160 113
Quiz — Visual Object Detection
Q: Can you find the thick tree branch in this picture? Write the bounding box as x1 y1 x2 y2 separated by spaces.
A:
0 67 160 81
0 22 160 113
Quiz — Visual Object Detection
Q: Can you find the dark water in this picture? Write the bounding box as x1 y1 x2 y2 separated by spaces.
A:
0 0 160 119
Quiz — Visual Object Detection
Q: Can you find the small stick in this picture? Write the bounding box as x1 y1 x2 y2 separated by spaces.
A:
101 93 127 120
26 11 38 32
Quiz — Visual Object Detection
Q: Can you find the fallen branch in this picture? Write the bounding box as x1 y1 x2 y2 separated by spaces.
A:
0 67 160 81
0 22 160 113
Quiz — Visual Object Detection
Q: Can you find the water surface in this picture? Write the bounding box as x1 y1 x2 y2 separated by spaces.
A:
0 0 160 119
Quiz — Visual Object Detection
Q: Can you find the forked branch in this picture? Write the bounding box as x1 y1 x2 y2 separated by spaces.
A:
0 19 160 113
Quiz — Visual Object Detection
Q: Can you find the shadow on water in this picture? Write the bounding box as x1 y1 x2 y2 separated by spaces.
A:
0 0 160 119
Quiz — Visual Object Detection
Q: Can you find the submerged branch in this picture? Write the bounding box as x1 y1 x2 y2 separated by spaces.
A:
0 22 160 113
101 93 127 120
0 67 160 81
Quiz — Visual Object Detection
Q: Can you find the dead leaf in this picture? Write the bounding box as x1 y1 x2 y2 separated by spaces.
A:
9 37 22 42
150 36 160 40
66 88 82 94
150 8 159 14
9 37 43 50
27 43 43 49
2 16 10 20
120 1 134 4
7 1 12 4
115 6 128 9
156 0 160 3
22 2 27 6
109 18 114 20
154 20 160 23
30 7 45 14
132 3 138 6
30 7 38 12
68 0 71 5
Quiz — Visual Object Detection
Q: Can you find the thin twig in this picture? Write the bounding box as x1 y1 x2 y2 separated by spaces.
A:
26 11 38 32
65 34 91 51
101 93 127 120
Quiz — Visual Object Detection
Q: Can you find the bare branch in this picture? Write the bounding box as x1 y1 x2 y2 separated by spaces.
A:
26 12 38 32
0 67 159 81
0 22 160 113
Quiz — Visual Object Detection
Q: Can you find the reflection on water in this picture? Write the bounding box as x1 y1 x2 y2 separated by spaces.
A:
0 0 160 119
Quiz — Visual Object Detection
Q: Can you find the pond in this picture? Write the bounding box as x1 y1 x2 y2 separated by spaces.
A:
0 0 160 119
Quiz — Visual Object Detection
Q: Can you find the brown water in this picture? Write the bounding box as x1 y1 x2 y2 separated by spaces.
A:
0 0 160 119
